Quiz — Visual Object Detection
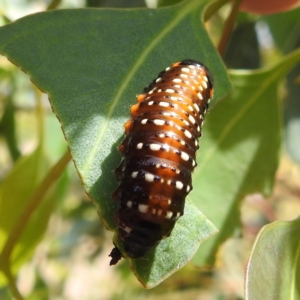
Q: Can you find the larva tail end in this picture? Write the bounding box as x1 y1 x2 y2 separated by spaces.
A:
109 247 123 266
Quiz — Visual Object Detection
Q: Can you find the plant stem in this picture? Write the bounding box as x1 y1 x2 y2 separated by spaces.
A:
217 0 243 55
4 267 24 300
47 0 62 10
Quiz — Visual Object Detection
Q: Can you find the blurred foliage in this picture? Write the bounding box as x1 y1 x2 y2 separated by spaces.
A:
0 0 299 299
223 22 260 69
86 0 146 7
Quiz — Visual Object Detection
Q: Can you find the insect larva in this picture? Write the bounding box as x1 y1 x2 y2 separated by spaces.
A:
109 59 213 265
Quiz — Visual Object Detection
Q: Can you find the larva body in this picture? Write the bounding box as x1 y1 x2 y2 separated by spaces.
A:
109 60 213 265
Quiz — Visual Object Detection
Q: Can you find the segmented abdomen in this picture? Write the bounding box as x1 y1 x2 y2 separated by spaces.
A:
109 59 214 265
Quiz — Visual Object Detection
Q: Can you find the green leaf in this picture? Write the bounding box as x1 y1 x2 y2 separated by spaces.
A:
284 62 300 164
191 49 300 265
245 217 300 299
0 0 230 285
0 147 54 286
262 7 300 165
262 6 300 53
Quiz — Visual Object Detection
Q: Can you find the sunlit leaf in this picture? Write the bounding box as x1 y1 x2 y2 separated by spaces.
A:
245 217 300 300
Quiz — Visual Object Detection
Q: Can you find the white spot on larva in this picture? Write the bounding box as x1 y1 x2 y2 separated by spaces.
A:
195 140 198 146
197 125 200 132
160 178 164 183
189 65 196 69
188 105 194 112
180 73 188 78
194 103 200 112
176 212 181 219
158 209 162 216
197 92 203 100
159 101 169 107
156 164 160 168
172 78 182 83
176 181 184 190
203 76 208 82
169 121 174 127
181 151 189 161
165 67 170 71
175 124 181 131
154 119 165 126
208 98 211 103
158 89 162 92
148 90 154 94
131 171 138 178
124 226 132 233
166 211 173 219
202 80 208 89
166 88 175 93
167 180 171 185
184 130 192 139
158 133 165 138
150 143 161 151
136 143 143 149
162 144 170 151
148 101 154 105
192 160 196 166
199 85 203 91
127 201 133 208
170 96 177 101
176 169 180 174
186 185 191 192
181 67 190 73
156 77 161 82
183 120 189 126
180 140 185 146
188 115 195 124
138 204 148 213
167 199 171 204
163 112 171 117
141 119 148 124
145 173 155 182
152 208 156 214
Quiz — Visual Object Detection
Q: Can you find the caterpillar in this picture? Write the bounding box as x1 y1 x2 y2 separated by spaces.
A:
109 59 213 265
